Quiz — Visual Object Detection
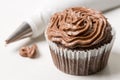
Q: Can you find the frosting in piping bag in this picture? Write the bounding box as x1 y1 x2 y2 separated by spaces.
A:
47 7 112 48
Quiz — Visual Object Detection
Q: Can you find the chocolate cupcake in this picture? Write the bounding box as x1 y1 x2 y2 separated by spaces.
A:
45 7 115 75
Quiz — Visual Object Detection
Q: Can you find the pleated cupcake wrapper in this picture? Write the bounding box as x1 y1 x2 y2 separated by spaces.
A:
45 29 115 75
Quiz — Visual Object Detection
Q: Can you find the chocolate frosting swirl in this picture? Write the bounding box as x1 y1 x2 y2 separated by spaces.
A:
47 7 112 49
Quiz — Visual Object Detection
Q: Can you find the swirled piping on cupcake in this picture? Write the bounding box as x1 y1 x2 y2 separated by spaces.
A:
47 7 112 48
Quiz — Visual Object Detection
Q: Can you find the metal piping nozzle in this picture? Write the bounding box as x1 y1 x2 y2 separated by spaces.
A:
5 22 33 44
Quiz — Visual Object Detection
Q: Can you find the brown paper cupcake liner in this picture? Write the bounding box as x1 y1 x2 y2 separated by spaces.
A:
46 29 115 75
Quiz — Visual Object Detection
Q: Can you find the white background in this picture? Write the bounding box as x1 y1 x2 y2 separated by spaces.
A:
0 0 120 80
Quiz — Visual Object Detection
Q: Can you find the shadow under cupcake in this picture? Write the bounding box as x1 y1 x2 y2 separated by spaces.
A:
45 7 115 75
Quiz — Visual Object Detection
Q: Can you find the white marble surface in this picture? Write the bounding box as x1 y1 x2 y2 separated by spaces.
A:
0 0 120 80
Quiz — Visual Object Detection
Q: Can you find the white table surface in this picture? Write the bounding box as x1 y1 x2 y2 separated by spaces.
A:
0 0 120 80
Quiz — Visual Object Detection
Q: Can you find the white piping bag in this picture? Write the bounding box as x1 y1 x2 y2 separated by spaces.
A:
6 0 120 44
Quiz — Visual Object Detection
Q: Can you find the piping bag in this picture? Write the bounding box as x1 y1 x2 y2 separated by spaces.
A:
6 0 120 44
